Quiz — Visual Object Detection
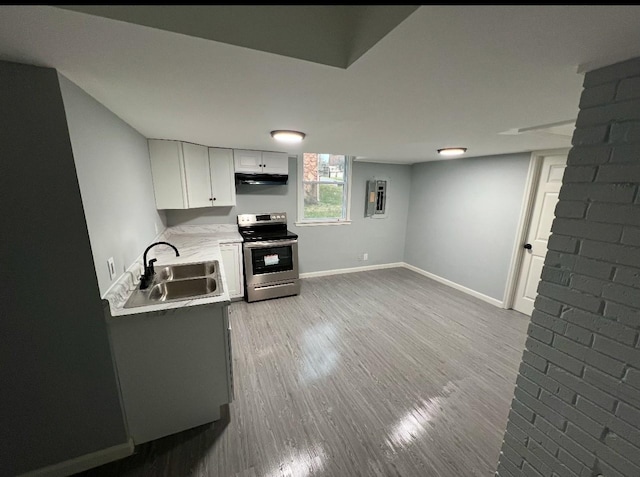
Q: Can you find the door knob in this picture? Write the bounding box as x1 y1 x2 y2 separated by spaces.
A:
524 243 532 250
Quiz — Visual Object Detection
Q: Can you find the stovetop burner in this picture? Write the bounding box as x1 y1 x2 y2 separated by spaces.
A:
237 212 297 242
239 229 298 242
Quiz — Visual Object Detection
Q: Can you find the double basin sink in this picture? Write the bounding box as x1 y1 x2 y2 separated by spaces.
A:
124 260 223 309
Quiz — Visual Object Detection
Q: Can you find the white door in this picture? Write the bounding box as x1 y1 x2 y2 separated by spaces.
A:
513 154 567 315
209 148 236 206
233 150 262 173
182 142 212 208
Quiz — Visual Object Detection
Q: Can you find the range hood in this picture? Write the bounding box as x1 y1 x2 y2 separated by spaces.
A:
235 173 288 185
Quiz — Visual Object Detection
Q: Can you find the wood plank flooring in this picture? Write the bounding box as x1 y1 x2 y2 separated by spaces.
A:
78 267 529 477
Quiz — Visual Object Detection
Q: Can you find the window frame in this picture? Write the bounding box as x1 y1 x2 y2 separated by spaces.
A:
296 154 353 226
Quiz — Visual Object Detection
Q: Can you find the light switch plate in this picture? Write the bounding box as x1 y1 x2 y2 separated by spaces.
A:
107 257 116 280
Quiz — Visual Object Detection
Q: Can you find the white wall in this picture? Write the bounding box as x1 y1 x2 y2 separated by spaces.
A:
404 153 531 301
59 75 165 295
166 159 412 273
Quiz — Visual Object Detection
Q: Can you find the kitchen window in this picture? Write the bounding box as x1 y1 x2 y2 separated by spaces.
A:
296 153 352 226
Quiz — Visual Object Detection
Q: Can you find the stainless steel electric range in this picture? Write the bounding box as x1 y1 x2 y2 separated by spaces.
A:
237 212 300 302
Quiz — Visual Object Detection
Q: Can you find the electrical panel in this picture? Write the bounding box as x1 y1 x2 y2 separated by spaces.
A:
365 179 387 218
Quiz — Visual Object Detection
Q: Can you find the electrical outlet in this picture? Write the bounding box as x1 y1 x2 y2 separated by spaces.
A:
363 253 368 261
107 257 116 280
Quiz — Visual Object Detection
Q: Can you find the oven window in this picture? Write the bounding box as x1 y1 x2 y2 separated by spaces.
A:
251 245 294 275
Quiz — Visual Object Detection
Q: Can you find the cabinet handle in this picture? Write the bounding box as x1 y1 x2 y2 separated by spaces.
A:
209 198 213 201
213 197 216 201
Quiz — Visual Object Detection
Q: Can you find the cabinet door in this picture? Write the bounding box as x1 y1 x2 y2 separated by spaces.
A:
148 139 188 209
182 142 212 208
220 243 244 299
233 149 262 173
262 152 289 175
209 148 236 206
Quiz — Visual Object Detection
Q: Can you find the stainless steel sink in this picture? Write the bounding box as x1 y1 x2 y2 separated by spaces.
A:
156 262 217 281
148 277 217 302
123 260 223 309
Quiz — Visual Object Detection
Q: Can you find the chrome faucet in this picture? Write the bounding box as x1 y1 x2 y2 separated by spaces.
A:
140 241 180 289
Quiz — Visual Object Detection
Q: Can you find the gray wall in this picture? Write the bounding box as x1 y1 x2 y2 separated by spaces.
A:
59 75 165 296
0 61 128 475
497 57 640 477
404 153 531 301
166 159 412 273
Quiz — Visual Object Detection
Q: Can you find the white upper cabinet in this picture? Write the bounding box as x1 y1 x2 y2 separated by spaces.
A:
233 149 262 173
148 140 188 209
208 148 236 206
234 150 288 175
148 140 236 210
262 151 289 175
183 142 212 208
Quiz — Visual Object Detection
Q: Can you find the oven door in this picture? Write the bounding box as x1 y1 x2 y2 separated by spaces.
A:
243 239 299 286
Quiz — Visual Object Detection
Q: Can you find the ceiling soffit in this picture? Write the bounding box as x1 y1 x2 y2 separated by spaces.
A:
57 5 419 68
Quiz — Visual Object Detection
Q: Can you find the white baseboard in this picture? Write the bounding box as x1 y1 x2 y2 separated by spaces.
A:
300 261 504 308
18 439 134 477
401 263 504 308
299 262 404 278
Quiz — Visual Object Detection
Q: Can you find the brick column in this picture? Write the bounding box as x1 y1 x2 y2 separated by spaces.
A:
497 58 640 476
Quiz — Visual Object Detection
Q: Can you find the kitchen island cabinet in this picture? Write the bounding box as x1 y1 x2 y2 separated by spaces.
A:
102 224 241 445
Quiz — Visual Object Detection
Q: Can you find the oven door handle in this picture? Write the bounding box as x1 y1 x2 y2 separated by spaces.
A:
243 239 298 248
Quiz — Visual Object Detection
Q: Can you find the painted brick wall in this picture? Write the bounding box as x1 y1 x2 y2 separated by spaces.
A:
497 57 640 477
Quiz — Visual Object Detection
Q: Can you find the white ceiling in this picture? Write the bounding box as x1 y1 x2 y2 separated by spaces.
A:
2 5 640 164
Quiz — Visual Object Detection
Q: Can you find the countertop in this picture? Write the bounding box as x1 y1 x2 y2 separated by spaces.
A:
104 224 243 317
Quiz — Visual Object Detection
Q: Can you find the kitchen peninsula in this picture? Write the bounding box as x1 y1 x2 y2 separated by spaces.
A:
103 224 241 444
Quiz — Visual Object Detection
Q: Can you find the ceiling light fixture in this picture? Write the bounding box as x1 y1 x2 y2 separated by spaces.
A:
437 147 467 157
271 130 306 143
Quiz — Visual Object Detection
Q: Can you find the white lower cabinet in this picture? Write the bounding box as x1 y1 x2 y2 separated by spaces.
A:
109 304 231 445
220 242 244 300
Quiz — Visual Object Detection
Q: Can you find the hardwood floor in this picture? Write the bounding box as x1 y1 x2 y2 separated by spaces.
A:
78 268 529 477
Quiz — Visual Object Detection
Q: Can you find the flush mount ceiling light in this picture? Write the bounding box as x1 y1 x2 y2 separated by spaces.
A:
270 130 306 143
437 147 467 157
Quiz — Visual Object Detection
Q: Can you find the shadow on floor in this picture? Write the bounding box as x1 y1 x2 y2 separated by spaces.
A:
75 405 231 477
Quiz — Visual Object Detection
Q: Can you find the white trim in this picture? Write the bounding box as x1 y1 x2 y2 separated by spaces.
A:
402 263 504 308
300 262 404 278
18 440 134 477
296 154 353 224
295 220 352 227
502 148 570 309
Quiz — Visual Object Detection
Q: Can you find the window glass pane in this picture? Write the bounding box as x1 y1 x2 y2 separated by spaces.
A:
303 153 345 182
303 182 344 219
